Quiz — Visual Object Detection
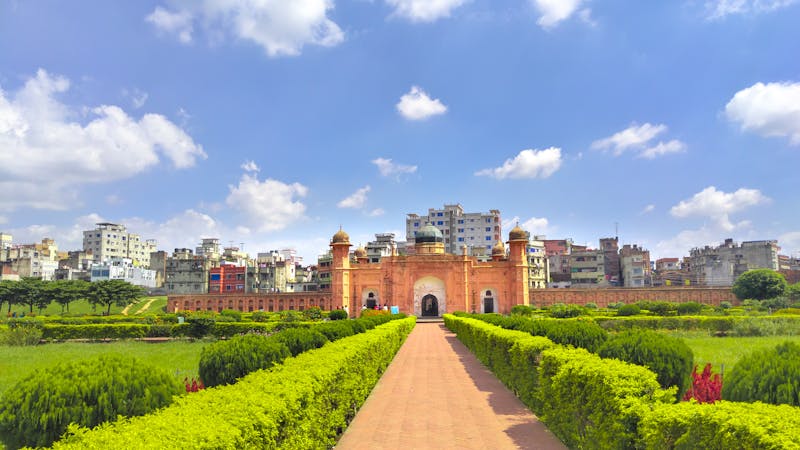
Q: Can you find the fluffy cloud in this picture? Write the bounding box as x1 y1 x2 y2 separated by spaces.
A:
591 123 686 158
386 0 466 22
225 174 308 232
670 186 770 230
367 208 385 217
640 204 656 215
396 86 448 120
240 160 260 172
705 0 798 19
122 88 149 109
531 0 590 28
146 0 344 57
504 216 552 236
779 231 800 257
724 81 800 145
0 69 205 211
338 186 371 209
372 157 417 177
475 147 562 180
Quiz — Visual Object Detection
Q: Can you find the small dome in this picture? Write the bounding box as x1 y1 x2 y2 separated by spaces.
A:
332 228 350 244
508 225 527 241
492 241 505 256
415 224 443 244
354 245 367 257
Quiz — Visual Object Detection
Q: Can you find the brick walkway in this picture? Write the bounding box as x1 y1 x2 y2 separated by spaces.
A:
335 323 566 450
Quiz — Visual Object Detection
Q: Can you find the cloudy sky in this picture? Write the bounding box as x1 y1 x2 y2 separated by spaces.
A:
1 0 799 262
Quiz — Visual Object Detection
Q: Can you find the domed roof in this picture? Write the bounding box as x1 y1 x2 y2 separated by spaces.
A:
492 240 505 256
354 245 367 257
508 225 528 241
331 228 350 244
415 223 443 244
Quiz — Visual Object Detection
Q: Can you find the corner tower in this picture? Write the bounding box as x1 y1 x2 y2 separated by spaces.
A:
508 225 531 306
330 228 351 312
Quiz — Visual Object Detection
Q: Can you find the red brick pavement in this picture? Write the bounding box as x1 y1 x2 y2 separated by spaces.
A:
335 323 567 450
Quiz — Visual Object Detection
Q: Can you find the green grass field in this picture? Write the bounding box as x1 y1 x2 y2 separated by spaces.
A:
672 331 800 375
0 340 206 397
3 296 167 317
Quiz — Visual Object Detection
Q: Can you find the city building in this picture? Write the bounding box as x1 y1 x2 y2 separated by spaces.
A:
528 235 549 289
569 248 607 287
600 237 621 286
688 239 780 286
543 239 575 285
164 248 215 294
652 257 691 287
209 264 248 294
195 238 221 261
406 204 501 256
1 239 61 280
82 223 157 267
365 233 397 263
619 244 651 287
90 257 157 288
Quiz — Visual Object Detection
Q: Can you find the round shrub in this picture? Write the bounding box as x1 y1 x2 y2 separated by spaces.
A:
328 309 348 320
271 328 329 356
220 309 242 322
616 304 641 316
549 304 587 318
302 306 323 321
251 311 271 322
676 302 703 315
511 304 534 316
186 316 215 339
199 333 291 387
723 341 800 406
598 328 693 398
584 302 598 310
0 354 182 449
315 321 355 341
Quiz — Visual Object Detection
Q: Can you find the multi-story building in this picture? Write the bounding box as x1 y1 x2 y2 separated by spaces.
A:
209 264 248 293
149 250 168 288
599 237 621 286
82 223 157 267
1 239 61 280
316 252 333 292
528 235 549 289
195 238 221 261
0 233 12 250
164 248 215 294
406 204 501 256
569 249 607 287
366 233 396 263
620 244 651 287
90 257 157 288
543 239 574 284
652 257 692 287
688 239 780 286
254 251 292 293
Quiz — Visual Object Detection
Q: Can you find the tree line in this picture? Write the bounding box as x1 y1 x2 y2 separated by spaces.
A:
0 278 146 315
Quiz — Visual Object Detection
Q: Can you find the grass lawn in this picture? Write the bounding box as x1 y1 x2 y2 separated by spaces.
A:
0 340 206 397
672 331 800 375
3 296 166 317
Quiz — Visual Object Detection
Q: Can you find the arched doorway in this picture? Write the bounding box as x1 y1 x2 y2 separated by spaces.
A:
483 290 494 313
366 292 377 309
421 294 439 317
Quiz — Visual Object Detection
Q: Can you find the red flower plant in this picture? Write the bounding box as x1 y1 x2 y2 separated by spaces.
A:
682 363 722 404
184 377 206 393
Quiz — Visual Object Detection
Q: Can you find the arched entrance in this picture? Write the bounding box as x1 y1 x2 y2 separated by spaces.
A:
421 294 439 317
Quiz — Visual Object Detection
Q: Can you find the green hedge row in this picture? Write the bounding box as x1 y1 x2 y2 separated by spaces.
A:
51 317 416 449
594 315 800 335
444 314 800 449
42 324 150 340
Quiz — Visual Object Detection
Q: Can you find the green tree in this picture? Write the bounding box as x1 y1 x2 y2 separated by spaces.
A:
46 279 90 313
732 269 787 301
0 279 15 313
9 278 47 313
87 279 145 315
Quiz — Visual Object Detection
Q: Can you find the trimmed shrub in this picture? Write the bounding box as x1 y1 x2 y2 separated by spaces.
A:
315 320 356 341
511 304 534 316
186 316 215 339
722 341 800 406
676 301 703 315
598 328 693 397
211 321 278 338
328 309 348 320
198 334 291 387
302 306 323 321
251 311 271 322
0 354 182 449
50 318 416 449
584 302 598 310
472 314 608 352
1 318 43 346
549 304 587 318
272 328 329 356
219 309 242 322
42 323 150 340
617 303 641 316
637 301 677 316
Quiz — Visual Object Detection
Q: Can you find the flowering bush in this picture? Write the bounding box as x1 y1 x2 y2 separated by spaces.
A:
682 364 722 403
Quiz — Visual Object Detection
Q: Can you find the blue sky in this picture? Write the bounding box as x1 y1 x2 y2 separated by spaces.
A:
1 0 799 263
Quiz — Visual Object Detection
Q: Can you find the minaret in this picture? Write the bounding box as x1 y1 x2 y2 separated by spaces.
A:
330 228 352 314
508 225 531 307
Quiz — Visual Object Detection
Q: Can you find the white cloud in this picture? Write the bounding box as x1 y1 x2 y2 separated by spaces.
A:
338 185 371 209
531 0 590 28
779 231 800 257
241 160 260 172
122 88 149 109
396 86 447 120
105 194 122 205
641 204 656 215
123 209 222 251
146 6 194 43
475 147 562 180
705 0 798 19
367 208 385 217
670 186 770 230
0 69 205 211
503 215 553 237
146 1 344 57
724 81 800 145
225 174 308 232
372 157 417 177
386 0 466 22
638 140 687 159
0 215 7 225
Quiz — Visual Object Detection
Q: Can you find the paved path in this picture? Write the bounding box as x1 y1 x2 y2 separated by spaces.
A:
336 323 566 450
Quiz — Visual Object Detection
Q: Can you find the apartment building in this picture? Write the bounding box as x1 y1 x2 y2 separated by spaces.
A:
688 239 780 286
366 233 397 263
600 237 621 286
82 223 157 267
90 257 157 288
620 244 651 287
209 264 248 293
406 204 501 256
569 249 607 287
528 235 549 289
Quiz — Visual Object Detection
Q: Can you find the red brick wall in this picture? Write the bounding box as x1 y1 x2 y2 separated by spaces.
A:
168 292 335 313
530 287 737 307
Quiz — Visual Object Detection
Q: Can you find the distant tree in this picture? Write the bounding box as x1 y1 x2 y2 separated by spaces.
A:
732 269 787 301
87 280 145 315
46 279 90 313
0 280 14 313
10 278 47 313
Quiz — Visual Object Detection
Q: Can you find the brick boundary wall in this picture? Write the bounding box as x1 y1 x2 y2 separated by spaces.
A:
530 287 738 308
168 292 335 313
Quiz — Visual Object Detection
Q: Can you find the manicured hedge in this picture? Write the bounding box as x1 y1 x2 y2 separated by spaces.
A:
466 313 608 352
50 317 416 449
594 315 800 336
42 323 150 340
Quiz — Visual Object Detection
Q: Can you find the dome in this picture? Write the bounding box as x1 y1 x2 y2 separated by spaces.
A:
508 225 527 241
354 245 367 258
332 228 350 244
415 224 443 244
491 241 505 256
